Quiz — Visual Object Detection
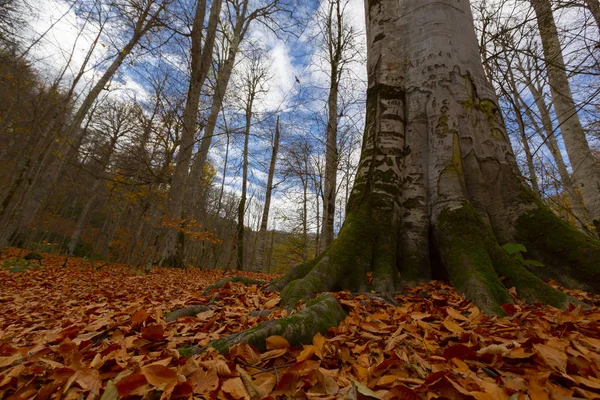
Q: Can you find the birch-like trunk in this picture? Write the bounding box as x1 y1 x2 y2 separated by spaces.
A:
518 68 592 231
531 0 600 231
255 116 280 270
193 2 250 181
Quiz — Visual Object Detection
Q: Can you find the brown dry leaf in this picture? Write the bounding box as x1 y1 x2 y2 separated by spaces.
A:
222 377 249 400
442 319 465 334
446 307 470 322
230 343 261 365
141 364 178 390
534 343 568 372
200 359 234 376
188 368 219 394
266 335 290 350
236 365 261 400
141 324 165 341
297 345 317 362
263 298 279 309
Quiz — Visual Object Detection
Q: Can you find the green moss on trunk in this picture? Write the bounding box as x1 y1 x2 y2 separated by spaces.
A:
202 276 265 296
515 204 600 294
436 204 511 315
278 198 400 309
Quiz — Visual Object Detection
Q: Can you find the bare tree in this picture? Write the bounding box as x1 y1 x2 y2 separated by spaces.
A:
236 48 270 270
255 115 281 270
317 0 361 252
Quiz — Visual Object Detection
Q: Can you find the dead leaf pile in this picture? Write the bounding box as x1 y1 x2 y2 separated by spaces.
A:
1 248 600 399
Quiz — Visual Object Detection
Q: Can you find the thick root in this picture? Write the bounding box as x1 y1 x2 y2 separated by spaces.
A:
515 198 600 294
204 293 345 354
436 205 511 315
436 204 572 315
165 305 211 322
202 276 265 296
487 242 569 308
277 205 399 308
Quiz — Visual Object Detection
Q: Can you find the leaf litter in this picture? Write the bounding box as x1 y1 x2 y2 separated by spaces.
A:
1 248 600 399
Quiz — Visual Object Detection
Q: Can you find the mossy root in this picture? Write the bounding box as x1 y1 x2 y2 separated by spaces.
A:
515 204 600 294
190 293 346 355
165 305 211 322
202 276 265 296
436 205 511 316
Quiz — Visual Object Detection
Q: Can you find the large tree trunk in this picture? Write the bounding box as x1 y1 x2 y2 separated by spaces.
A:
161 0 222 266
255 117 280 270
531 0 600 232
266 0 600 316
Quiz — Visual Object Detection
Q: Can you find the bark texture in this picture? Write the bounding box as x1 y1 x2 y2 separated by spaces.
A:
267 0 600 315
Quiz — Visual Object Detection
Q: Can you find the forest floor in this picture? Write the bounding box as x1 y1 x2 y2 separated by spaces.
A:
1 248 600 399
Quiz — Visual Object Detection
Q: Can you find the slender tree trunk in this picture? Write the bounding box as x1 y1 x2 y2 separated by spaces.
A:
302 175 309 263
321 77 339 252
236 93 254 271
531 0 600 231
520 78 592 231
256 117 280 270
504 65 541 197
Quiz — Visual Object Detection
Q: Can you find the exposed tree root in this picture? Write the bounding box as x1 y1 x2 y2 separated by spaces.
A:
165 305 211 322
515 194 600 294
270 202 401 309
436 204 569 315
185 293 345 355
269 202 575 316
202 276 265 296
166 277 267 322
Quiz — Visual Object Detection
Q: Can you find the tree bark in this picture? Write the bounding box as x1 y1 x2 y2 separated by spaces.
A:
518 68 592 232
531 0 600 232
193 0 251 182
